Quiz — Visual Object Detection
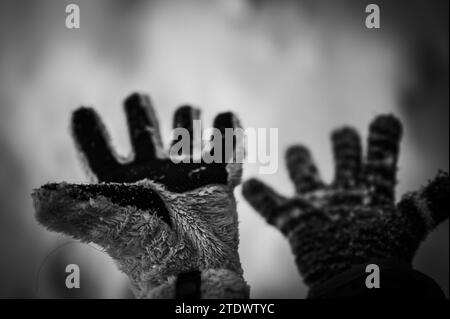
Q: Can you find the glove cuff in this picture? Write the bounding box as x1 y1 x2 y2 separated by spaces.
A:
142 269 250 299
307 258 445 299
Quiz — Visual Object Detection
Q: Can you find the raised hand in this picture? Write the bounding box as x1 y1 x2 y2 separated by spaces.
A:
32 93 249 298
242 114 449 293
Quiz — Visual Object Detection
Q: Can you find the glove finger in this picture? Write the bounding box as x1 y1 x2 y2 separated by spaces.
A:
32 182 173 244
285 145 324 194
124 93 164 162
210 112 244 188
242 178 287 226
170 105 201 159
210 112 244 164
364 114 402 205
71 107 120 181
397 170 449 233
331 127 362 188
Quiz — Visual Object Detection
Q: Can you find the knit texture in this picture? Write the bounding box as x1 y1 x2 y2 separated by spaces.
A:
242 114 449 289
32 93 248 298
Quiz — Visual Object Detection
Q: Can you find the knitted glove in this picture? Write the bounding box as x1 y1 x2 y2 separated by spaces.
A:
242 114 449 292
32 93 249 299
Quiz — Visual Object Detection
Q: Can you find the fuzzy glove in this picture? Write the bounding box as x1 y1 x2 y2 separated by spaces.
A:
242 114 449 294
32 93 249 299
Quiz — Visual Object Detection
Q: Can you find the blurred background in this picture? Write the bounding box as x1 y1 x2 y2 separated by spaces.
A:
0 0 448 298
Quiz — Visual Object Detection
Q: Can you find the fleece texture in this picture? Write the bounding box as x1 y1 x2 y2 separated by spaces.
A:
32 93 249 298
242 114 449 290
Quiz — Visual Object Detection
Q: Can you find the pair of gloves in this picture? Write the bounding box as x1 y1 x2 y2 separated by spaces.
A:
32 93 449 298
